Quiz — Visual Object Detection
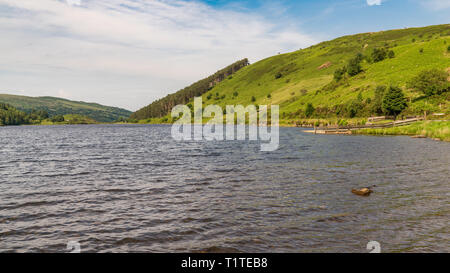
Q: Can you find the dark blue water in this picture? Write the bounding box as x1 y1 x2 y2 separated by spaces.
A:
0 124 448 252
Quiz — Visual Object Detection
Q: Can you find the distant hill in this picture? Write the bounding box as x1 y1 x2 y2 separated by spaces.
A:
135 24 450 124
130 59 249 120
0 94 132 122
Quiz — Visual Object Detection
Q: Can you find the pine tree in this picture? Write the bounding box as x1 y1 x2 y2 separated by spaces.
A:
382 86 407 118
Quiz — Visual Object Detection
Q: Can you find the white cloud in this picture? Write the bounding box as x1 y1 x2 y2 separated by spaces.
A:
367 0 382 6
66 0 81 6
0 0 317 110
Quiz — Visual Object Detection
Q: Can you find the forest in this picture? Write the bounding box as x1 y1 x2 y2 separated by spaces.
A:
0 103 48 126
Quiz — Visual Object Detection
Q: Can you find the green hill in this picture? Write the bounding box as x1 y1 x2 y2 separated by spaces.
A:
0 94 132 123
134 24 450 125
130 59 249 120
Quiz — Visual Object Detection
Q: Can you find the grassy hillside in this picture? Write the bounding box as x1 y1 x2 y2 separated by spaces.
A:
137 24 450 125
0 94 131 123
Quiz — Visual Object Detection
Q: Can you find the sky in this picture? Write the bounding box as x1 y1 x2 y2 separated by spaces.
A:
0 0 449 111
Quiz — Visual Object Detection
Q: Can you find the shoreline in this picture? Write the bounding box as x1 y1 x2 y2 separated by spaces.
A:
3 120 449 142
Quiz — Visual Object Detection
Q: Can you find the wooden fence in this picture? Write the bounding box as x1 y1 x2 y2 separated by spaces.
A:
314 117 424 134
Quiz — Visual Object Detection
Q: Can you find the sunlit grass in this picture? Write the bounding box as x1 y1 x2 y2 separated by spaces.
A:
356 121 450 141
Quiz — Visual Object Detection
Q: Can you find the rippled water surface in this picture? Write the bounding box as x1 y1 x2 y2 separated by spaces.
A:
0 124 449 253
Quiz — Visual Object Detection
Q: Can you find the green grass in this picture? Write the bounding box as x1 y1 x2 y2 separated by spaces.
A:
204 25 449 116
138 24 450 124
39 114 97 125
356 121 450 141
0 94 131 122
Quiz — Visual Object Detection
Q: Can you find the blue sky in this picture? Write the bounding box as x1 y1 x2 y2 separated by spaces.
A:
0 0 448 110
203 0 450 39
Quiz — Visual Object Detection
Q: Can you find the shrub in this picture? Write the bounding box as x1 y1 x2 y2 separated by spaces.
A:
347 58 362 76
388 50 395 58
382 86 407 117
275 72 282 79
371 48 387 62
357 91 363 102
334 67 346 81
51 115 65 122
338 119 348 126
408 69 450 97
305 103 315 118
233 91 238 97
251 96 256 102
347 100 363 118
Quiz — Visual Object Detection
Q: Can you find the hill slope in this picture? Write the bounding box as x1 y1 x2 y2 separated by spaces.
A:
0 94 132 123
136 24 450 125
130 59 249 120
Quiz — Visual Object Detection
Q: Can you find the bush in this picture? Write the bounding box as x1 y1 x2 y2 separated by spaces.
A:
51 115 65 122
347 100 363 118
338 119 348 126
251 96 256 102
382 86 407 117
233 91 238 97
334 67 346 81
347 58 362 76
305 103 315 118
371 48 387 62
388 50 395 58
408 69 450 97
275 72 282 79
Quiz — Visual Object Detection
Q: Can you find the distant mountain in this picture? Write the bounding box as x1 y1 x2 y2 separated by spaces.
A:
130 59 249 120
0 94 132 122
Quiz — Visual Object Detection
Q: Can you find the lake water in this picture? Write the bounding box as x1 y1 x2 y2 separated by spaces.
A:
0 124 449 253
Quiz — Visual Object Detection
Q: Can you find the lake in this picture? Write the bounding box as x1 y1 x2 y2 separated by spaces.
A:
0 124 448 252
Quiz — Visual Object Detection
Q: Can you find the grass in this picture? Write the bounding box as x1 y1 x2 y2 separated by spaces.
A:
356 121 450 141
139 24 450 124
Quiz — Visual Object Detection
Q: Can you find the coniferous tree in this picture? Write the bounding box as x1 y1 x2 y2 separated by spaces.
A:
382 86 407 118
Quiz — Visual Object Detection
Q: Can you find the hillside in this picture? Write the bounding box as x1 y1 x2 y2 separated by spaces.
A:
130 59 249 120
135 24 450 125
0 94 132 123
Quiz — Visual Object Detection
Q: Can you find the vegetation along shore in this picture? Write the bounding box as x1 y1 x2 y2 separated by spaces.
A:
1 25 449 142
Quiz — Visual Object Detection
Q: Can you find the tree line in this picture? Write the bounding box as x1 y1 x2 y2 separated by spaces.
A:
0 103 50 126
130 59 249 121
